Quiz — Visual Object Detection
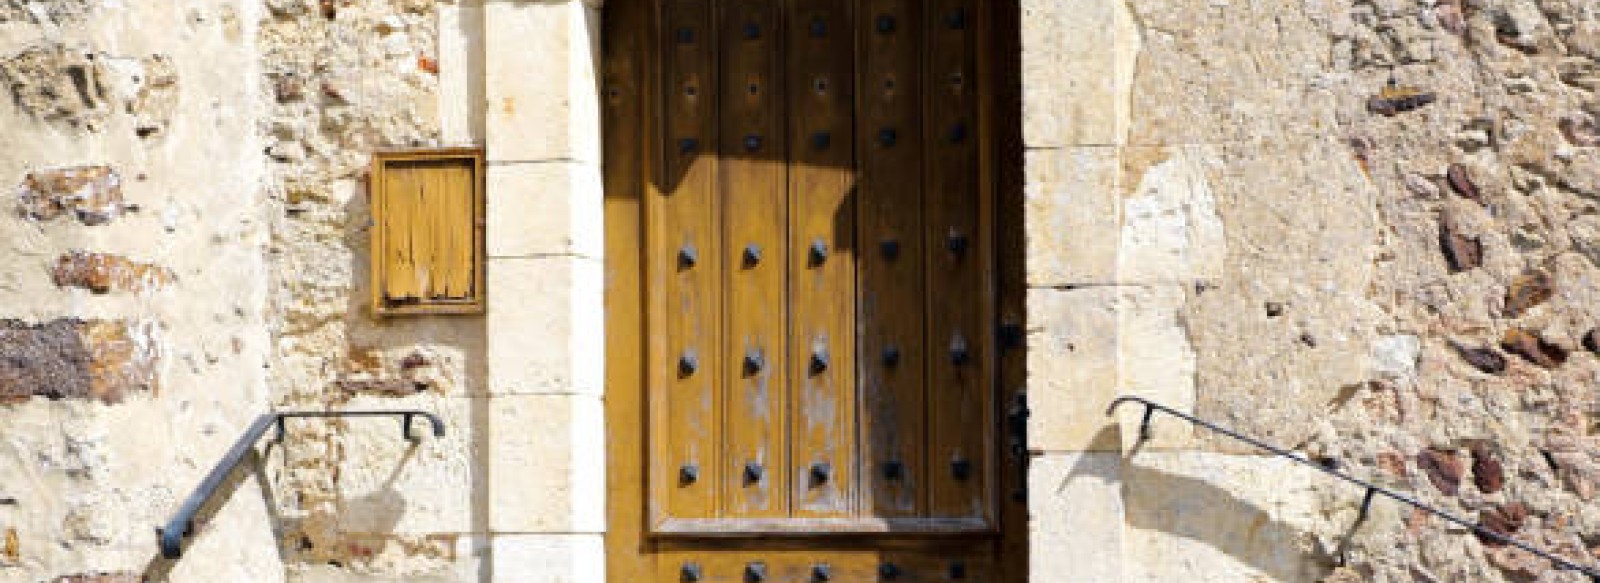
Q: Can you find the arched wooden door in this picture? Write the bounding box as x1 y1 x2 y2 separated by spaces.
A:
603 0 1026 580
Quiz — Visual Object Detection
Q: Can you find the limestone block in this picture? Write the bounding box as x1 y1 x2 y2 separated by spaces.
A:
490 534 604 582
438 0 485 146
1184 140 1384 449
1121 451 1333 582
487 394 604 534
1117 146 1226 285
1024 147 1119 287
484 0 601 163
486 162 603 259
1028 452 1125 583
1027 287 1121 452
334 395 478 535
1020 0 1138 148
486 256 603 396
1114 285 1199 451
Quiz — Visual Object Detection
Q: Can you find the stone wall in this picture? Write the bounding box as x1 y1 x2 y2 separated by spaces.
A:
0 0 279 581
1026 0 1600 581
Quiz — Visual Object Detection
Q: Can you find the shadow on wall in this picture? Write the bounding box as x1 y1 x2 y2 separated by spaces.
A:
139 448 286 581
1060 427 1335 582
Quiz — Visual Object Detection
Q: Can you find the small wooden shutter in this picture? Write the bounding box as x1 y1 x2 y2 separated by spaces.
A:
369 148 486 316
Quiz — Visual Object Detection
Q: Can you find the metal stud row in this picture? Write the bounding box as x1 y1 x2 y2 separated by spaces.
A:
681 560 968 582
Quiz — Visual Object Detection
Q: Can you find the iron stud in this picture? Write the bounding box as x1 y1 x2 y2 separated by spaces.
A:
743 243 763 266
948 122 968 144
810 18 828 37
678 352 699 377
745 562 768 582
1000 322 1024 350
951 458 972 480
810 349 830 374
676 28 694 43
679 463 700 484
878 128 898 147
880 238 900 260
812 563 833 581
883 460 905 480
810 462 832 485
679 137 699 154
681 562 704 582
678 244 698 268
809 239 828 266
876 14 896 33
950 334 971 366
947 231 970 256
946 9 968 30
949 561 967 579
812 132 832 149
743 22 761 39
743 349 764 375
882 345 901 367
878 562 902 580
745 134 763 152
744 462 763 483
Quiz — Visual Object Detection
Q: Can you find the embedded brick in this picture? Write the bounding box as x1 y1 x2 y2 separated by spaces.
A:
15 165 132 225
0 319 159 404
1417 448 1463 496
52 251 175 293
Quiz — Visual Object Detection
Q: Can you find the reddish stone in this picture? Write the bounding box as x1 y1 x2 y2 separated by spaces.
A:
0 319 159 404
1504 270 1554 318
16 165 132 225
1470 443 1506 494
1476 502 1529 546
51 251 174 293
1377 451 1410 477
1418 448 1464 496
51 574 141 583
1451 341 1507 374
1501 328 1568 369
1447 163 1482 202
1439 217 1483 272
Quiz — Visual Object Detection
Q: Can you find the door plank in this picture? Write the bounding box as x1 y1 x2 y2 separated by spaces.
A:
787 0 858 519
654 0 722 521
720 0 789 518
603 0 653 577
923 0 991 520
856 0 925 518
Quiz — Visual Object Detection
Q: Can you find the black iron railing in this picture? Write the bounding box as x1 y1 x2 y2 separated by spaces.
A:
158 410 445 559
1107 396 1600 582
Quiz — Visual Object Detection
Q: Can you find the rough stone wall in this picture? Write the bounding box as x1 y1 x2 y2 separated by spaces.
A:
1027 0 1600 581
257 0 487 580
0 0 279 581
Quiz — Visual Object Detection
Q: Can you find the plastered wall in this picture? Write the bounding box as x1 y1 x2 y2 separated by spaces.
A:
0 1 279 581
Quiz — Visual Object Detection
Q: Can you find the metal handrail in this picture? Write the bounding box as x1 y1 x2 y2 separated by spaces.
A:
158 410 445 559
1107 396 1600 582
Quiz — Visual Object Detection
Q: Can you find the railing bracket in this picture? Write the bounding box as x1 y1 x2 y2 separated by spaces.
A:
159 410 444 560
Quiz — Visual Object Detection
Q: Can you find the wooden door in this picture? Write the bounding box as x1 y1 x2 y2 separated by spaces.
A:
604 0 1026 580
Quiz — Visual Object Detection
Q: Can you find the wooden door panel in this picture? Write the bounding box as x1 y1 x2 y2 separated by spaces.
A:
721 0 789 518
622 2 1017 575
856 0 926 519
655 0 723 521
922 0 990 520
787 0 858 519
